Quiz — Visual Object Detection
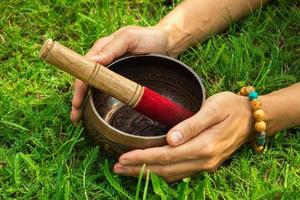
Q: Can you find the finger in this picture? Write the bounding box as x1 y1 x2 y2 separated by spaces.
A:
114 158 217 181
119 128 220 166
70 79 88 122
72 79 88 109
85 36 114 59
115 162 195 183
94 29 137 65
166 101 227 146
70 106 81 123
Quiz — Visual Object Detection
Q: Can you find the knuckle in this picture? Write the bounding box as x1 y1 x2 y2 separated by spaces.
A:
160 167 172 178
206 102 220 116
184 120 199 137
203 160 218 171
157 151 171 164
200 143 216 157
118 26 137 35
104 49 116 59
135 150 146 164
128 167 139 177
100 42 119 59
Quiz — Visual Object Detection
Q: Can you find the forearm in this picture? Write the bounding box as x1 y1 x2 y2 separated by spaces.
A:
156 0 268 56
261 83 300 136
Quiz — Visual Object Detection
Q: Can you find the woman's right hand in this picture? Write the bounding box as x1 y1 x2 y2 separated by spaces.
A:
70 26 172 122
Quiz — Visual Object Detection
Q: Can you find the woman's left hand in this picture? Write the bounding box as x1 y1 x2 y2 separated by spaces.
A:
113 92 254 182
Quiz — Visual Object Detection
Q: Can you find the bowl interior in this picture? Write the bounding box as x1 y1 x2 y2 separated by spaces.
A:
91 55 205 137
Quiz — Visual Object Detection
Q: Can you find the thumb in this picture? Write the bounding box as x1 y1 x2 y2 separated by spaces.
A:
166 104 223 146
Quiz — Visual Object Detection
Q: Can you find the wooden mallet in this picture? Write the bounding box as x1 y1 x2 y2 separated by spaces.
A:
39 39 194 127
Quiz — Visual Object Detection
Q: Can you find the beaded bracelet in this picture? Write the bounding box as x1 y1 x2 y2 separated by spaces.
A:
238 86 266 153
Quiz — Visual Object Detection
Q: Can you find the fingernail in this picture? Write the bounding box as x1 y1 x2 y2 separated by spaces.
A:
89 55 102 62
114 165 126 174
170 131 183 145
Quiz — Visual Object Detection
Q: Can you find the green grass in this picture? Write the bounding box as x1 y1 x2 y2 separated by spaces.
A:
0 0 300 199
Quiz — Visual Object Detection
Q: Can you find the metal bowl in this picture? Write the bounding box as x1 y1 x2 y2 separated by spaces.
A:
83 54 206 157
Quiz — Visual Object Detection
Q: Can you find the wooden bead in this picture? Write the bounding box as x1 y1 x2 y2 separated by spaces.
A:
240 86 255 96
253 144 264 153
253 109 265 121
250 99 262 110
238 85 266 153
245 86 255 95
239 87 248 96
255 121 266 132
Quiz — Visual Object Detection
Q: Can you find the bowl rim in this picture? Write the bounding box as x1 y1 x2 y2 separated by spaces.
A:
89 53 206 140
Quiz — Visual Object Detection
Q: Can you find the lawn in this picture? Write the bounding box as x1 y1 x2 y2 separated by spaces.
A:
0 0 300 199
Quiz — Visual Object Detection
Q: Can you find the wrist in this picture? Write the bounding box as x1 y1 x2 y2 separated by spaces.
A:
239 95 257 142
154 23 183 57
260 93 288 137
240 83 300 140
155 21 201 57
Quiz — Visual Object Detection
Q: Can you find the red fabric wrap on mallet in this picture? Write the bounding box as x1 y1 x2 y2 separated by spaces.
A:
134 87 194 127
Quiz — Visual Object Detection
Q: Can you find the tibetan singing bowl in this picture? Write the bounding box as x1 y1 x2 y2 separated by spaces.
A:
83 54 206 156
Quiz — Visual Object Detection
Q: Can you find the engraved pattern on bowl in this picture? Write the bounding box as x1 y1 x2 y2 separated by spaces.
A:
83 54 206 156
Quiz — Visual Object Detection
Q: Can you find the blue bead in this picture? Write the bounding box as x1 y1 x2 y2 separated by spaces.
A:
249 91 258 100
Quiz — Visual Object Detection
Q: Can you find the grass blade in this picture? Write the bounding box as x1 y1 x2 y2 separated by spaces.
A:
0 120 29 131
142 170 150 200
150 172 166 200
135 163 146 200
103 160 133 200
